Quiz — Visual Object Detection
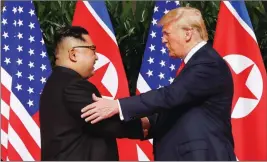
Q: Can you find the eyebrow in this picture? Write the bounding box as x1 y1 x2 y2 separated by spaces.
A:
162 31 169 35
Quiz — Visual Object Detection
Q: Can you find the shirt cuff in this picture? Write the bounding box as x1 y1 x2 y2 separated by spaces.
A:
117 100 124 121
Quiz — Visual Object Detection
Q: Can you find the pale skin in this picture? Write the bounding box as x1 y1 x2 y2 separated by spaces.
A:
56 34 98 79
81 12 204 124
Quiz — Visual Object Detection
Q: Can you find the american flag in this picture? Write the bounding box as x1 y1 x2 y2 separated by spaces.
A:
136 1 181 95
1 1 51 161
135 1 181 161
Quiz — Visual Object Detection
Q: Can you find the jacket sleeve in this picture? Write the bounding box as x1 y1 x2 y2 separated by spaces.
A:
63 79 144 139
120 62 227 121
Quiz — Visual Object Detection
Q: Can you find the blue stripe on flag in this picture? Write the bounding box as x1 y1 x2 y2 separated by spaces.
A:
229 1 253 30
88 1 115 35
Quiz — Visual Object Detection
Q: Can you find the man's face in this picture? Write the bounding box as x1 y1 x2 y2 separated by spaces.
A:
72 34 98 78
161 21 187 59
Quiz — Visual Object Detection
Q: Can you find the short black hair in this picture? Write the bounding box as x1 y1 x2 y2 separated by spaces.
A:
54 26 89 51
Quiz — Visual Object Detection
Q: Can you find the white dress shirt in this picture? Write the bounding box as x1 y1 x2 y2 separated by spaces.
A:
118 41 207 120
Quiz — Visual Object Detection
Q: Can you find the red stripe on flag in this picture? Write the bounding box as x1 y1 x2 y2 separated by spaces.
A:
1 84 11 104
136 89 154 160
136 89 140 95
1 145 8 161
136 140 154 160
1 115 9 133
32 111 40 127
116 139 138 160
7 141 23 161
9 109 40 160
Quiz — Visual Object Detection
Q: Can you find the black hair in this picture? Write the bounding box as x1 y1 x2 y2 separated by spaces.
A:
54 26 89 53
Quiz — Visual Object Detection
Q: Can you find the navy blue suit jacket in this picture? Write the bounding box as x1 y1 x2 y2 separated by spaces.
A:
120 44 236 160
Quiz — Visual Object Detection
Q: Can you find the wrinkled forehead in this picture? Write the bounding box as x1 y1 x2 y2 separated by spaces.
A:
162 21 176 33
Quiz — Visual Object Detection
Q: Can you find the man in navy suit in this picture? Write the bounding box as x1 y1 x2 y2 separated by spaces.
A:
80 7 236 161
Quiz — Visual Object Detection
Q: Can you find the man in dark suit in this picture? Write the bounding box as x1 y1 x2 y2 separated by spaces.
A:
39 26 147 160
81 7 236 161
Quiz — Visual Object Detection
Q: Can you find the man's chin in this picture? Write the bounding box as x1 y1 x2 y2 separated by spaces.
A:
169 53 176 58
169 53 182 59
87 73 94 79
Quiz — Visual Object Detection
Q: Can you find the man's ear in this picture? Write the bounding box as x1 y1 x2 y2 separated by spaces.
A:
68 49 77 62
185 28 193 42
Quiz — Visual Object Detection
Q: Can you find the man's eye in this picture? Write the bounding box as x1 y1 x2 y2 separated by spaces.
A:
163 32 169 36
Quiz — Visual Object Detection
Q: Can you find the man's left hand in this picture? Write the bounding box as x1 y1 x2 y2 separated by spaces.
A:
81 93 119 124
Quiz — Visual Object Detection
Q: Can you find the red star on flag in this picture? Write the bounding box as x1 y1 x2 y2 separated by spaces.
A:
230 64 257 109
89 62 113 97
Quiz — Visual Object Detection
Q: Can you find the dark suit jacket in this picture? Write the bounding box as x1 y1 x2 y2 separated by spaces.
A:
119 44 236 160
39 66 143 161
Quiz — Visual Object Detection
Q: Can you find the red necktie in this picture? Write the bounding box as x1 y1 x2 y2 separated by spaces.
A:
176 61 185 76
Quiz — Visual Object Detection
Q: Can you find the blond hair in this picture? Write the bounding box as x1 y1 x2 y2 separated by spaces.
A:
158 6 208 41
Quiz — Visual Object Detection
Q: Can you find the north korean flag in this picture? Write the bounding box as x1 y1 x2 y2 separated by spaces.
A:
214 1 267 160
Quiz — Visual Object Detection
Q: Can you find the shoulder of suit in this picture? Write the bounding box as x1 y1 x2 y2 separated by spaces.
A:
187 44 224 67
65 78 102 96
67 78 97 90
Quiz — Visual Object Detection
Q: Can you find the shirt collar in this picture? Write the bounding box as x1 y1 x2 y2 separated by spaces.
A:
183 41 207 64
